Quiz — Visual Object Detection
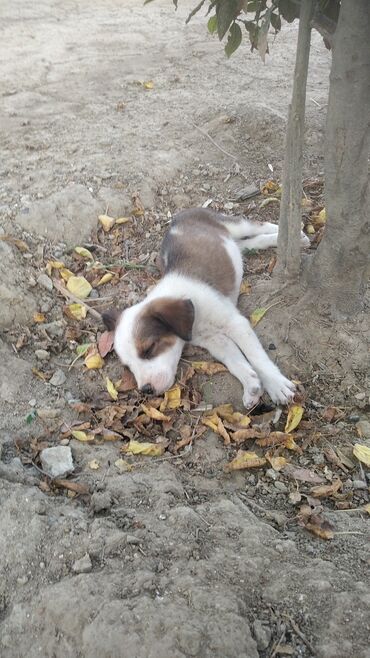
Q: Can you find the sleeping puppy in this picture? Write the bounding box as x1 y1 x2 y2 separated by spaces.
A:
103 208 309 408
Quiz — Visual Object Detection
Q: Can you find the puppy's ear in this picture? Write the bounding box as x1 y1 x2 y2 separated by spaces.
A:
102 308 120 332
153 298 194 342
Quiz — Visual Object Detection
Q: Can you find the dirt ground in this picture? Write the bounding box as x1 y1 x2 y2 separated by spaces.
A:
0 1 369 657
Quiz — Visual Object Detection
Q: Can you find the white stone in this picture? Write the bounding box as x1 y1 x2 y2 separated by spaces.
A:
40 446 74 478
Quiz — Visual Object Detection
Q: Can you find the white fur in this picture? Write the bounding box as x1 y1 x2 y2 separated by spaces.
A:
113 214 308 406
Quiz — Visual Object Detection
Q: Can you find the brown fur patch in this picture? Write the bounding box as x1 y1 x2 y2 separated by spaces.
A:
160 208 236 297
134 297 194 358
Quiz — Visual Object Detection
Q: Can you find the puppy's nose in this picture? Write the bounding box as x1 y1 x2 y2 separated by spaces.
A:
140 384 153 395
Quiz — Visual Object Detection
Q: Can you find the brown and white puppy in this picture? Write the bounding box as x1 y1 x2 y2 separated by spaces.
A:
103 208 309 407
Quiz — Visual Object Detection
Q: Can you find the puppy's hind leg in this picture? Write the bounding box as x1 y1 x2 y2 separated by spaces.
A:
193 333 263 408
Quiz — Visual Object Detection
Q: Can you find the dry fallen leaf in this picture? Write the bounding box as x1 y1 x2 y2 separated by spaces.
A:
298 505 335 540
321 406 345 422
285 404 304 433
353 443 370 467
53 479 89 495
310 479 342 498
283 464 325 484
250 307 267 327
59 267 74 282
261 180 280 195
114 458 132 472
141 404 171 422
364 503 370 515
67 303 87 320
115 216 131 225
143 80 154 89
232 427 265 442
239 280 251 295
98 331 115 357
66 276 92 299
0 235 29 252
160 386 182 411
88 459 100 470
106 377 118 401
224 450 266 472
191 361 227 375
75 246 94 260
84 346 104 369
99 214 116 231
266 454 288 471
122 439 165 457
71 430 95 442
256 431 293 448
96 272 114 286
33 312 46 323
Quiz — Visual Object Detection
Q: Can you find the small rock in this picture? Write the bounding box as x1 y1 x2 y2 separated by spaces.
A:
35 349 50 361
60 438 70 446
50 369 66 387
28 398 37 407
265 468 278 481
126 534 141 545
40 446 74 478
17 576 29 586
72 553 92 574
348 414 360 423
253 620 271 651
91 491 112 513
274 481 288 493
355 392 366 401
37 408 61 420
37 273 53 292
43 320 65 337
352 479 367 490
356 420 370 440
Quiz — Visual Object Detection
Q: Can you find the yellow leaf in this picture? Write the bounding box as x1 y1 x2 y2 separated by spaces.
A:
202 414 219 433
306 223 316 235
96 272 113 286
261 180 279 195
123 440 165 457
191 361 227 375
364 503 370 515
143 80 154 89
114 458 132 472
67 303 87 320
45 260 64 276
239 280 252 295
224 450 267 472
353 443 370 467
266 454 288 471
67 276 92 299
141 404 171 422
71 430 95 442
160 385 181 411
84 346 104 370
99 214 116 232
33 312 46 323
285 405 304 433
201 411 231 444
250 307 267 327
318 208 326 224
106 377 118 401
59 267 74 282
115 217 131 225
75 246 94 260
88 459 100 470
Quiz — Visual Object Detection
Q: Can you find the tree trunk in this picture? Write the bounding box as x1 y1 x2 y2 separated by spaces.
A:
306 0 370 317
276 0 315 280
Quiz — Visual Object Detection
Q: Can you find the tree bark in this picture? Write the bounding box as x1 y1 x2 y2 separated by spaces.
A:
306 0 370 317
276 0 315 280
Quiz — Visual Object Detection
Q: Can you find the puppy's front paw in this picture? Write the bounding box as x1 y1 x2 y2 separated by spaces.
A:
243 376 263 409
263 373 296 405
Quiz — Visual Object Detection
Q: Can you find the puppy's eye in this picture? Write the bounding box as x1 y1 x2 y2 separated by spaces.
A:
142 344 155 359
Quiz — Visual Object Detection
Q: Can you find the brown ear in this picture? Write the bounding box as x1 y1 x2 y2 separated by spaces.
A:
102 308 120 332
153 298 194 342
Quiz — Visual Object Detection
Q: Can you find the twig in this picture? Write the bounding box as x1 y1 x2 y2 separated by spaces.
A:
269 629 286 658
190 120 238 161
288 616 315 655
53 279 102 321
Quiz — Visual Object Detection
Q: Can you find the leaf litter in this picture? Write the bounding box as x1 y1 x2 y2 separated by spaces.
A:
16 202 368 543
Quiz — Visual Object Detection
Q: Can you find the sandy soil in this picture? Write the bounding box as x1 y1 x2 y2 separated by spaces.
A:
0 1 369 657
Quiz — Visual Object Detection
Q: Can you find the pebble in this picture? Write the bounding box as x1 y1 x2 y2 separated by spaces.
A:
60 438 70 446
40 446 74 478
37 273 53 292
28 399 37 407
37 408 61 420
356 420 370 440
265 468 278 481
43 320 65 337
72 553 92 574
352 479 367 490
35 349 50 361
50 369 66 387
91 491 112 513
253 620 271 651
348 414 360 423
17 576 29 586
355 392 366 401
126 534 141 545
274 481 288 493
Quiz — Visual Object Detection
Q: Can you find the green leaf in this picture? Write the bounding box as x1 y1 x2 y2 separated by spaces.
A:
76 342 92 357
225 22 243 57
26 410 37 424
216 0 239 40
277 0 299 23
208 15 218 34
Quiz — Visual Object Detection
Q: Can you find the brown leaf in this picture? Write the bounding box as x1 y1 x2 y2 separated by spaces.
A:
0 235 29 252
141 404 171 422
116 369 137 392
324 447 348 473
98 331 115 357
283 464 325 485
191 361 227 375
231 427 266 442
266 453 288 471
256 431 292 448
298 505 335 540
322 406 345 422
310 479 342 498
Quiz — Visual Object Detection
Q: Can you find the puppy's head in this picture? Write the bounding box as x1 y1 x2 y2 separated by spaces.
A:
103 297 194 395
